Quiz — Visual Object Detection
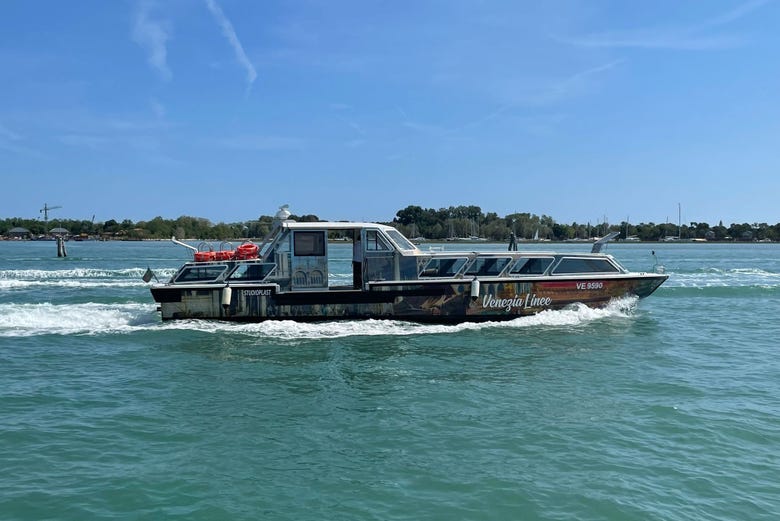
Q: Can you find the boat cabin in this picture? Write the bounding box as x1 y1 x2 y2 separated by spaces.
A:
169 219 629 291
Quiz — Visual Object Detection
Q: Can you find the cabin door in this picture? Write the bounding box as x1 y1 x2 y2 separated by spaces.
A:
362 229 396 283
352 229 363 289
290 230 328 290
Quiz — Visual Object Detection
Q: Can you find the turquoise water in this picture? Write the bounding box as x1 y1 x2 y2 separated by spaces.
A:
1 240 779 520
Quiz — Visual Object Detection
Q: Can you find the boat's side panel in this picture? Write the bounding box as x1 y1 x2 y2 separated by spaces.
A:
154 274 666 322
158 287 228 320
464 276 664 318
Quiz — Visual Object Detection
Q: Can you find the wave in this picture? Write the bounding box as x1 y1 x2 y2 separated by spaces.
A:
0 267 176 291
0 268 176 280
664 268 780 289
0 279 150 289
0 297 637 339
0 302 159 337
657 285 780 299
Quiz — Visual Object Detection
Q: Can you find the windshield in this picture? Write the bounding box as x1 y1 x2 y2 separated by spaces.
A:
385 229 417 251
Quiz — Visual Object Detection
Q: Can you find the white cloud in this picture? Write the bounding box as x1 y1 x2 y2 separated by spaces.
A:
211 135 304 151
542 59 625 102
701 0 771 29
0 122 21 141
57 134 160 152
58 134 112 149
0 121 39 156
559 30 743 51
559 0 770 50
150 98 166 119
392 60 619 139
204 0 258 90
132 1 172 80
57 132 182 166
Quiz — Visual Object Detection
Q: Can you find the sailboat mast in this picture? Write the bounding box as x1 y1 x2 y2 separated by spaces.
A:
678 203 681 239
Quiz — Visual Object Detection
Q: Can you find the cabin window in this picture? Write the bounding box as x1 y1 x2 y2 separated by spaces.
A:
294 231 326 256
366 230 391 251
465 257 511 276
228 262 276 281
399 257 419 280
420 257 468 278
365 256 394 281
510 257 554 276
553 257 620 274
175 265 228 283
385 229 417 251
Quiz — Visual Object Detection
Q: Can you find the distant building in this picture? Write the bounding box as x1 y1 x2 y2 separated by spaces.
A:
49 227 70 237
7 226 30 239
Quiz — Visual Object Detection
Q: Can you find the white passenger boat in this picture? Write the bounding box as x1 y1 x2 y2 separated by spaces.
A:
150 207 668 323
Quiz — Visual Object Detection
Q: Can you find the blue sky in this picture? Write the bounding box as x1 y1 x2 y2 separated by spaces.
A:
2 0 779 226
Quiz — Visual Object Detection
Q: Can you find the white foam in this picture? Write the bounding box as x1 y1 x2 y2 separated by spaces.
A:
0 268 176 280
153 296 638 340
0 267 176 291
490 296 637 328
670 268 780 288
0 302 158 337
0 297 637 339
0 279 149 289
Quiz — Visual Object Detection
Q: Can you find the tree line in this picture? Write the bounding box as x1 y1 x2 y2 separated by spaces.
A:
1 205 777 242
392 205 777 242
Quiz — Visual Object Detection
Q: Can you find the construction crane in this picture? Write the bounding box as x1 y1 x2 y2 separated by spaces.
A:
40 203 62 225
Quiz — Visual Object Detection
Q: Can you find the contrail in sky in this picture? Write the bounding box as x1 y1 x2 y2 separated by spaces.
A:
204 0 258 90
132 1 172 80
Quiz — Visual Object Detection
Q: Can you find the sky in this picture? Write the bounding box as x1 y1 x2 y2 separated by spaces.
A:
1 0 779 227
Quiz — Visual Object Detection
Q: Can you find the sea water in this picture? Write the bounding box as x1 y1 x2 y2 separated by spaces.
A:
1 240 778 520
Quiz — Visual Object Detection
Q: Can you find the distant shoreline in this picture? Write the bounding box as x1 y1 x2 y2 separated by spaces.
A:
0 237 774 245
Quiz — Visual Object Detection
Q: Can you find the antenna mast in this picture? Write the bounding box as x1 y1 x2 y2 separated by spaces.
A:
678 202 682 239
40 203 63 225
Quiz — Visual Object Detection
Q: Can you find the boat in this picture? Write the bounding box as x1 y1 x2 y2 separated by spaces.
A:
149 207 668 323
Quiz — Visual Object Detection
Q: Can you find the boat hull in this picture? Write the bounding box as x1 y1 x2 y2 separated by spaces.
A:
152 274 667 323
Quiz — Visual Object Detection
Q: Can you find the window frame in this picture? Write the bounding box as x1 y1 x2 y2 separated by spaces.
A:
293 231 326 257
227 261 277 281
419 257 469 278
384 229 417 251
174 264 229 283
365 229 392 251
509 256 555 276
464 257 512 276
551 256 621 275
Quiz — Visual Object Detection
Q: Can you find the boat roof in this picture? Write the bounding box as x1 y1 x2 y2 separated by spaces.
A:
280 220 396 231
275 220 615 257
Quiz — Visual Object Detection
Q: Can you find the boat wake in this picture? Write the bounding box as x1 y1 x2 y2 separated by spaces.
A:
0 297 638 339
670 267 780 288
0 267 177 290
0 279 150 289
0 302 159 337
